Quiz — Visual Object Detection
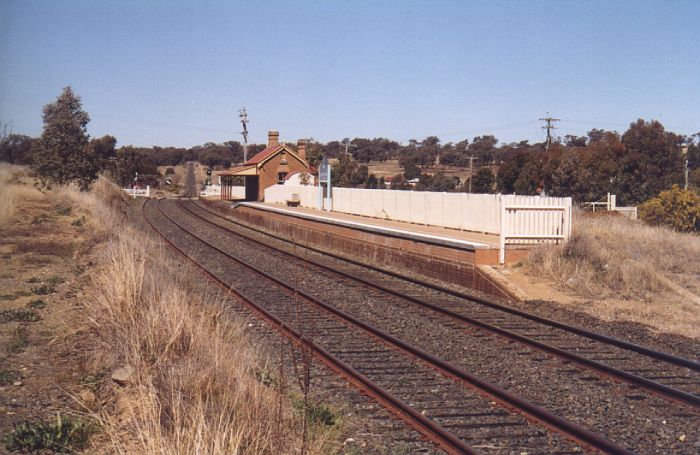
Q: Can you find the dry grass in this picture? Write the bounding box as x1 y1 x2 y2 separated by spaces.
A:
0 163 45 227
526 212 700 337
62 180 332 453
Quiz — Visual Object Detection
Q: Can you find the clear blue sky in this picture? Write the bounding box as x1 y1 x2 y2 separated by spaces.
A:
1 0 698 148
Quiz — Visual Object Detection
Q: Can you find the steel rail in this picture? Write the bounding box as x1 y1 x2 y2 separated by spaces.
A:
194 199 700 372
142 199 476 455
178 200 700 410
156 199 634 454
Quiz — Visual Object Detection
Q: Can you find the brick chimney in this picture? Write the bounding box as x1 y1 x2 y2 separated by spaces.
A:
268 130 279 147
296 139 306 161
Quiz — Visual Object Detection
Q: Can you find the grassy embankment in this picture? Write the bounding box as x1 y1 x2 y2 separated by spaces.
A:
0 164 334 453
526 212 700 338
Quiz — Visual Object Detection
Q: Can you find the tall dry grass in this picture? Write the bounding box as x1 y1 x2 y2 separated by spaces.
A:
0 163 45 227
527 213 700 301
67 180 330 453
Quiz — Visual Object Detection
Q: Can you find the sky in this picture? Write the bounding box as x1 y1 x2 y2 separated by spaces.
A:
1 0 699 148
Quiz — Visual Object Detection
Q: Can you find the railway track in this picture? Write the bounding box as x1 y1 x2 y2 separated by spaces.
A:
143 198 700 453
182 199 700 406
181 162 197 198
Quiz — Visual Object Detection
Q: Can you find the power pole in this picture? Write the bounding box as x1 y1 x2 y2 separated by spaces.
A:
341 138 357 156
682 144 689 190
467 155 476 193
539 114 560 153
239 107 249 163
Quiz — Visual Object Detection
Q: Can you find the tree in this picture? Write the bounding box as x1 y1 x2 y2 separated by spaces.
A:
31 87 97 190
617 119 683 205
0 134 34 164
470 167 496 193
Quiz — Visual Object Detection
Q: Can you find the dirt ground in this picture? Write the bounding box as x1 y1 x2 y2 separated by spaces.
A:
0 188 103 453
498 264 700 340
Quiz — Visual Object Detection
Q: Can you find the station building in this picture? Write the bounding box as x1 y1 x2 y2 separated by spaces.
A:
218 130 311 201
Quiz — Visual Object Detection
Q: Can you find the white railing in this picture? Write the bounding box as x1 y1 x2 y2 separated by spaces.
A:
264 185 572 264
583 193 637 219
123 186 150 198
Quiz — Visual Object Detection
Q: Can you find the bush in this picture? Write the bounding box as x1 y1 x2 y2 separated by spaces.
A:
639 185 700 232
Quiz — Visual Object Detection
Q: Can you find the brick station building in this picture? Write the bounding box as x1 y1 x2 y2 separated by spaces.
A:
218 130 311 201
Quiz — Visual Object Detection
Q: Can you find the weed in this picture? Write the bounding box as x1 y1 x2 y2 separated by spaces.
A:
47 276 64 286
384 443 412 455
71 216 86 226
7 327 29 353
31 283 56 295
15 289 32 297
55 204 73 216
254 367 276 387
2 414 94 453
1 309 41 323
292 398 340 428
27 299 46 309
0 272 12 279
30 213 52 225
26 276 42 283
0 370 19 386
0 295 18 301
79 371 106 388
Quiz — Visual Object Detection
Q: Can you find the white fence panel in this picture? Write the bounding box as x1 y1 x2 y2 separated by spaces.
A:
123 186 150 198
264 185 322 209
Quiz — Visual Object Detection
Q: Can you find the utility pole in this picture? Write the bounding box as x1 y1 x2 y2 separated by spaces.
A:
539 114 560 153
239 107 249 163
682 144 689 190
468 155 476 193
341 138 357 156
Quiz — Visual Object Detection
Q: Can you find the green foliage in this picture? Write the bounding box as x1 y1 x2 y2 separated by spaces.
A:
639 185 700 232
31 213 52 225
55 204 72 216
0 134 34 165
31 283 57 295
7 327 29 353
253 367 275 387
27 299 46 309
617 119 684 205
71 216 86 226
31 87 99 191
0 309 41 323
291 398 339 428
470 166 496 193
416 172 459 192
3 414 93 453
26 276 42 284
0 370 19 386
331 154 369 188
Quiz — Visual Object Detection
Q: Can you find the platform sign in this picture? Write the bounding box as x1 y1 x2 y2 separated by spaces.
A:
319 157 329 181
318 157 332 211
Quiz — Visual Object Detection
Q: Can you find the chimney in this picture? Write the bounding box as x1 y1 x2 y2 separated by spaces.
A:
268 130 279 147
297 139 306 161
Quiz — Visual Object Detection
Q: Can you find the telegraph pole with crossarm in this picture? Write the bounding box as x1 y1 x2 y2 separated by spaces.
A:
539 114 560 153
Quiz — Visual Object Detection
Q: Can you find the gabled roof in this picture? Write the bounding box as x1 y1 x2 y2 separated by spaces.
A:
245 144 285 165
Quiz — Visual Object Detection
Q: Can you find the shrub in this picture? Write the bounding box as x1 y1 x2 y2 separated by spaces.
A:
3 414 93 452
639 185 700 232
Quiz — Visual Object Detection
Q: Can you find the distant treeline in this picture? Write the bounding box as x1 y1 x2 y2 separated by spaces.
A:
2 120 699 205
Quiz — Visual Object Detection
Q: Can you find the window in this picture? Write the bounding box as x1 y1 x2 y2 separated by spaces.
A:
277 172 287 184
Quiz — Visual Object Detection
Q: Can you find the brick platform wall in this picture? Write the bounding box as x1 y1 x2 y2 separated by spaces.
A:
203 201 513 300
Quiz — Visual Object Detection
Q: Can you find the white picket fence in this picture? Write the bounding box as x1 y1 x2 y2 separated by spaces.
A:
200 185 245 198
264 185 572 264
123 186 150 198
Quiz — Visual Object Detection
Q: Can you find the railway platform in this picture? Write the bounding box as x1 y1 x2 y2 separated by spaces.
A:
201 200 529 300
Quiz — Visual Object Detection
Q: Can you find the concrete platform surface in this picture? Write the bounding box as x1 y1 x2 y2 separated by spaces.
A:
240 202 500 251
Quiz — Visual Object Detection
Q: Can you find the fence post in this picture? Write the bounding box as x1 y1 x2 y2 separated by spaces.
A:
146 185 150 197
499 197 506 265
